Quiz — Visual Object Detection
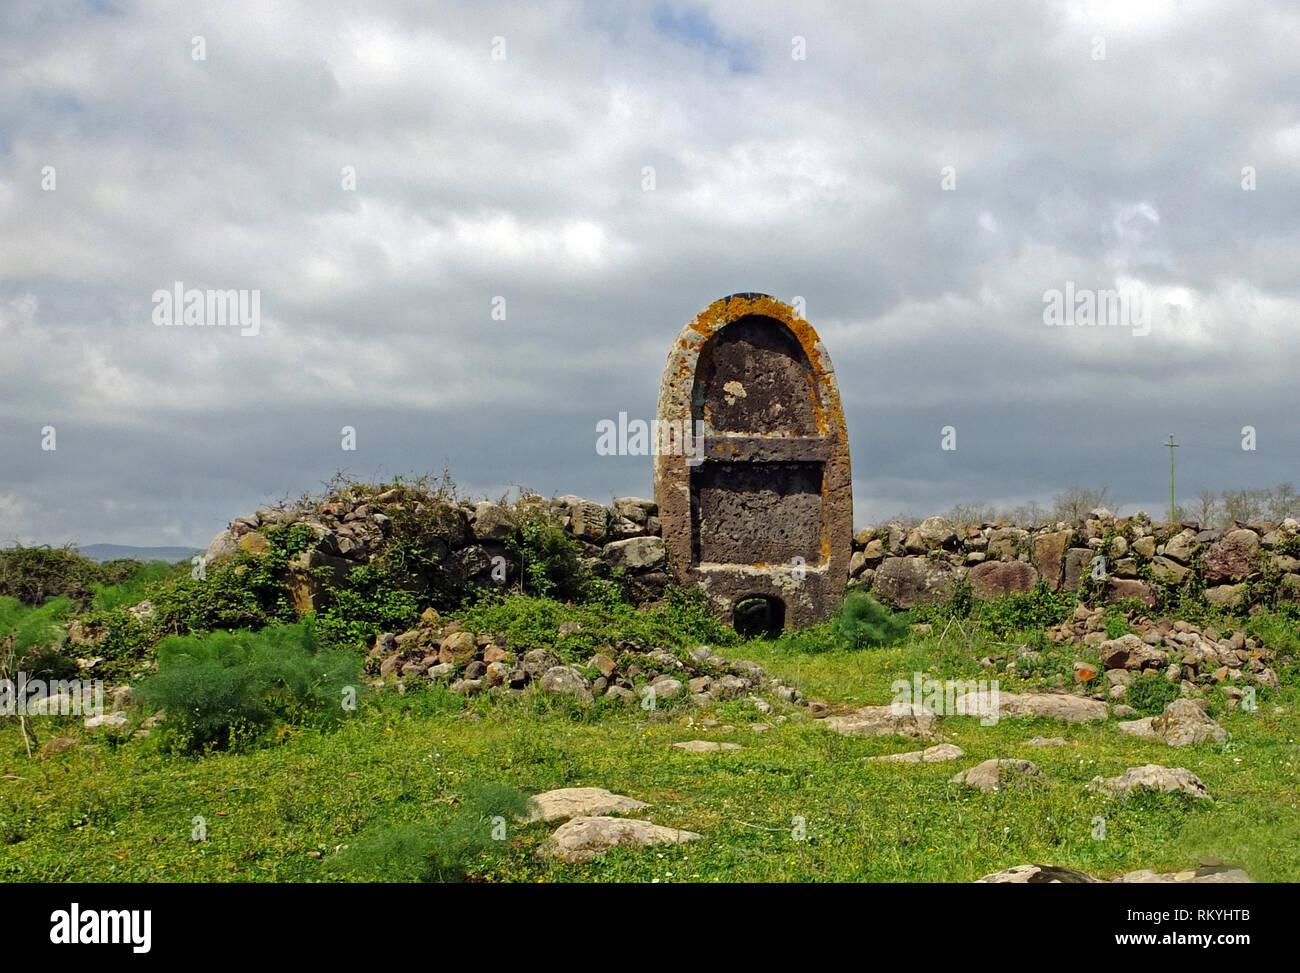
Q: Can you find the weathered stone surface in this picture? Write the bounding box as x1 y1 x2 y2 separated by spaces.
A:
649 676 685 700
951 759 1043 792
975 864 1101 884
1100 634 1168 671
1032 530 1072 590
1202 529 1260 582
1104 578 1157 607
968 560 1039 601
84 712 130 730
602 536 667 571
1024 736 1070 746
537 666 595 706
950 691 1107 723
204 528 240 563
1150 556 1189 583
523 788 649 824
872 557 957 609
567 499 610 543
822 703 938 739
1118 699 1227 746
1162 529 1198 564
1204 583 1246 608
237 531 269 555
865 743 965 763
1113 867 1252 883
1063 547 1094 591
536 816 700 863
39 736 80 757
671 740 743 752
522 649 559 679
905 517 957 553
470 501 516 542
438 630 477 665
1088 764 1211 800
986 528 1028 560
653 294 852 630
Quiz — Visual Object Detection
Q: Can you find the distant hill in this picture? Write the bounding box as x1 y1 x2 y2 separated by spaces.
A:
75 544 201 564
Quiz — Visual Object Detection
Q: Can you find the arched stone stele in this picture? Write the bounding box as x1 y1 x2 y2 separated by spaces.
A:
653 294 852 629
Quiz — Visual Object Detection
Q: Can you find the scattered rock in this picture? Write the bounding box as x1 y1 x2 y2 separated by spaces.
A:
523 787 649 824
976 864 1100 884
537 666 595 707
951 691 1107 723
822 703 938 740
438 630 477 665
39 736 79 757
1100 634 1168 671
1113 866 1252 884
866 743 965 763
1117 699 1227 746
672 740 743 752
1024 736 1069 747
951 758 1043 792
83 712 130 730
1088 764 1211 800
536 816 700 863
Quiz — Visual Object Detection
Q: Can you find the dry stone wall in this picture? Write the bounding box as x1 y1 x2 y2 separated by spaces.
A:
851 509 1300 611
205 490 1300 619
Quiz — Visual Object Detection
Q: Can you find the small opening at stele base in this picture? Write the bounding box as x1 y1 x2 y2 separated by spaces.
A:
732 596 785 638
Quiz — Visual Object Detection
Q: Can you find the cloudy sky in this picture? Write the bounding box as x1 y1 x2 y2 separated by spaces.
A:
1 0 1297 549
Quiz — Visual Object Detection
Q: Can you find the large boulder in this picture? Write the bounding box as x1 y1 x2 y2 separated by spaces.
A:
1118 699 1227 746
987 528 1029 559
951 758 1043 792
904 517 957 553
1088 764 1211 800
822 703 938 739
522 788 649 824
950 691 1107 723
602 536 667 571
1103 578 1157 607
976 864 1100 884
537 666 595 706
1201 529 1260 582
204 529 240 563
1161 529 1198 564
536 816 700 863
1062 547 1094 591
1100 634 1168 671
567 499 610 543
438 631 478 666
1032 530 1072 591
470 501 516 542
872 557 957 609
967 560 1039 601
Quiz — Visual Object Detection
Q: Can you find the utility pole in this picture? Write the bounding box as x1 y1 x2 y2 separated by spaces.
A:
1164 435 1179 523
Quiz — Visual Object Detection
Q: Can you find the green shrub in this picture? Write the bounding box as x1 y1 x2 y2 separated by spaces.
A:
1127 672 1178 716
830 589 910 651
90 561 179 612
0 595 73 654
0 546 111 607
326 782 532 882
975 583 1076 638
1104 614 1131 640
150 553 296 635
137 622 361 753
314 562 422 653
507 515 586 600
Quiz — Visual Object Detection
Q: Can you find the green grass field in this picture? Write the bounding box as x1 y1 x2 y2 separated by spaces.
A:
3 615 1296 883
